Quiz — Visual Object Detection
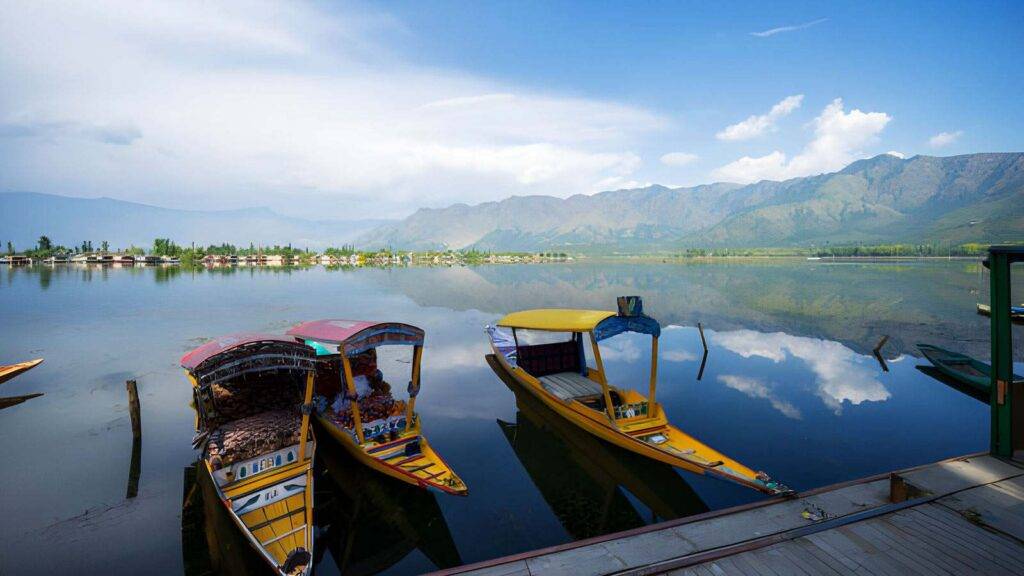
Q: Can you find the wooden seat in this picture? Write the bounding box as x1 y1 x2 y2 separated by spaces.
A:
538 371 603 400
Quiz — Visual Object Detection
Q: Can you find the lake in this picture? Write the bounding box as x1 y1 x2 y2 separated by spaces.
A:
1 260 1021 575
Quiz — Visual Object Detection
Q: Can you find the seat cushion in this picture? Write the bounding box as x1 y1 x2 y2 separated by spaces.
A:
538 372 604 400
206 410 301 469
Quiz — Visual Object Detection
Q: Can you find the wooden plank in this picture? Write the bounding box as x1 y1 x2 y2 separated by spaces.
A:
727 553 768 576
803 533 863 573
911 505 1024 572
844 522 932 576
863 517 958 576
755 546 810 576
878 514 976 574
916 504 1024 567
792 538 858 576
894 507 1005 571
831 526 903 576
815 528 897 576
896 507 1017 574
939 483 1024 540
771 542 844 576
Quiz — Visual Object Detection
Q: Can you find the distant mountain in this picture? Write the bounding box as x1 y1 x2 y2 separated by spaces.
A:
0 192 391 251
361 153 1024 250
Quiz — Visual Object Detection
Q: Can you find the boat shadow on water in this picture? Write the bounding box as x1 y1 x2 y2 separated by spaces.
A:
182 462 276 576
313 441 462 575
488 354 708 540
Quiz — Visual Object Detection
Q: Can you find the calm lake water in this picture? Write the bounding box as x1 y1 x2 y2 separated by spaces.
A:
1 260 1021 575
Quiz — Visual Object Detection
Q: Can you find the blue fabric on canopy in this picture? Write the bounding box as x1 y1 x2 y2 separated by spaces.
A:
593 314 661 341
306 340 337 356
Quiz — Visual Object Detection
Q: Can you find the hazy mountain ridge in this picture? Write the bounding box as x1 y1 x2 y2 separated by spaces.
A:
362 153 1024 250
0 192 391 250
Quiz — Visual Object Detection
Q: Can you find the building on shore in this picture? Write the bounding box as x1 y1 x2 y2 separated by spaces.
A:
2 255 32 265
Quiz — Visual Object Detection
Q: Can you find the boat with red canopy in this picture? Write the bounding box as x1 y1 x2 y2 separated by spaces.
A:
182 333 317 576
287 319 467 496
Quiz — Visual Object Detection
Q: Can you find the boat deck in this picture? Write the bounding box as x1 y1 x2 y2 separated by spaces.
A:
432 454 1024 576
538 372 603 400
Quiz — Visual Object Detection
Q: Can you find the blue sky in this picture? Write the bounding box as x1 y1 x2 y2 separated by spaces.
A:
0 0 1021 218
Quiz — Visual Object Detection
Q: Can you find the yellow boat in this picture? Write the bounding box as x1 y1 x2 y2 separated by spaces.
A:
182 333 317 576
486 297 788 495
288 320 467 496
0 358 43 385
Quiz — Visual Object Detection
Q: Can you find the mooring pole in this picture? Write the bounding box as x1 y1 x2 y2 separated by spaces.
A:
873 335 890 372
126 379 142 498
697 322 708 353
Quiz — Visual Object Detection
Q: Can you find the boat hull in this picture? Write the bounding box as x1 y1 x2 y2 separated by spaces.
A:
918 343 1021 393
0 358 43 385
315 414 467 496
488 352 783 494
205 441 316 576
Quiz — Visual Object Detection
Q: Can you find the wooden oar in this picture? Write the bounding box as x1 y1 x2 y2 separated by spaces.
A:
0 393 44 410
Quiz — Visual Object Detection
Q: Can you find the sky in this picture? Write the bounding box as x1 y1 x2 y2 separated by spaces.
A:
0 0 1021 219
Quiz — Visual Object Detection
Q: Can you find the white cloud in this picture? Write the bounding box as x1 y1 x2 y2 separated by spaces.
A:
599 337 643 362
751 19 827 38
928 130 963 148
661 349 699 362
885 151 906 159
660 152 699 167
0 1 667 219
718 375 802 419
712 98 891 184
716 95 803 141
714 329 890 414
592 176 650 191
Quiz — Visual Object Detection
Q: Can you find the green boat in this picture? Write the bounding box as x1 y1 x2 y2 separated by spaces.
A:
917 343 1021 394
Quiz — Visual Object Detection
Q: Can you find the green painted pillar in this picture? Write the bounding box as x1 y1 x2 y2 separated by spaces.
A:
989 247 1020 457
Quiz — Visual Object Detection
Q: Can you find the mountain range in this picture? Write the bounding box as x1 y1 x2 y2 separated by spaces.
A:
3 152 1022 253
362 153 1024 251
0 192 389 251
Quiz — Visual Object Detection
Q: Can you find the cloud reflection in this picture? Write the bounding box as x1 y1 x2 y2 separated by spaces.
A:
718 374 802 419
714 330 890 414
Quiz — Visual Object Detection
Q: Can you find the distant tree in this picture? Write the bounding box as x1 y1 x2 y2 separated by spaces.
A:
6 241 12 255
100 240 109 253
38 236 52 251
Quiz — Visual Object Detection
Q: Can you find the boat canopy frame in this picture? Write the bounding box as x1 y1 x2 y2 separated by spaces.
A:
287 319 425 444
181 332 317 460
182 333 317 386
495 302 662 425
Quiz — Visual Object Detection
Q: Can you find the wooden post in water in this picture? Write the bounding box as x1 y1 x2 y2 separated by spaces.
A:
696 323 709 381
126 379 142 498
873 335 890 372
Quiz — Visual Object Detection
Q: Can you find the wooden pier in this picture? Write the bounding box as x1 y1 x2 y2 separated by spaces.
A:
433 453 1024 576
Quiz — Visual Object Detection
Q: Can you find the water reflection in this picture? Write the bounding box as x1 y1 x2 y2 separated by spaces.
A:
0 262 1010 575
712 329 891 414
181 463 273 576
315 442 462 575
489 355 707 538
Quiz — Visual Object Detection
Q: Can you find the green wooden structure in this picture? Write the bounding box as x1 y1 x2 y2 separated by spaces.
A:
987 246 1024 457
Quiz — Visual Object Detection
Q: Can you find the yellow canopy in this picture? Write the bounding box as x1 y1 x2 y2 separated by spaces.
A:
497 309 616 332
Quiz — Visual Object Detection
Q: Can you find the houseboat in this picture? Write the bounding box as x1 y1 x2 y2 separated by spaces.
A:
136 255 162 265
3 255 32 266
